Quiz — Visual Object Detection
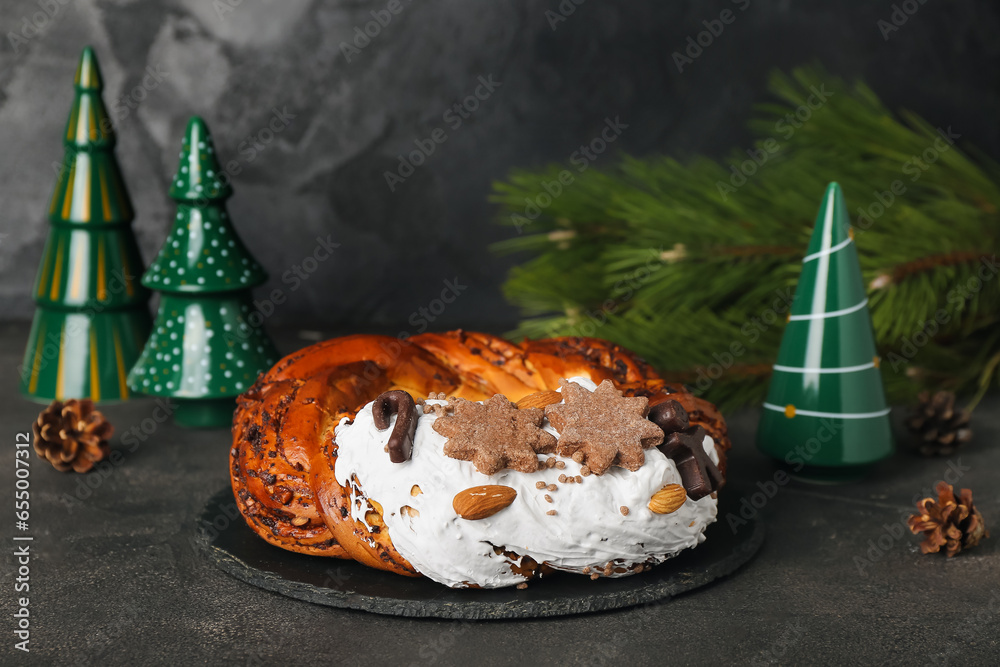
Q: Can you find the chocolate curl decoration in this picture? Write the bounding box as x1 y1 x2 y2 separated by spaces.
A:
660 427 723 500
648 400 689 433
372 390 416 463
649 400 721 500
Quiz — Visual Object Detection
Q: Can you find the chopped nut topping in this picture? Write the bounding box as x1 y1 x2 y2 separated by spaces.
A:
580 465 591 476
558 474 567 483
544 494 553 503
620 506 629 516
535 481 547 489
546 484 557 492
291 516 308 526
546 510 557 516
575 475 583 483
546 457 557 468
555 461 566 469
516 582 528 590
410 484 422 497
590 573 600 580
582 566 591 574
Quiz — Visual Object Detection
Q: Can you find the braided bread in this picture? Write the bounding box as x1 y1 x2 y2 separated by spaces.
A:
230 331 729 586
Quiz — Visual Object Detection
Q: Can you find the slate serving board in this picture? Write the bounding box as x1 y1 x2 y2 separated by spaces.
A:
196 487 763 620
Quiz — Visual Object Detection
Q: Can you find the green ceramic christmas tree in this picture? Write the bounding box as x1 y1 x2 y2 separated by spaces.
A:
127 117 277 428
756 182 893 480
20 46 151 403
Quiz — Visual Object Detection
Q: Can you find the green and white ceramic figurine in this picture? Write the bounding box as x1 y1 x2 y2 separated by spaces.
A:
20 46 151 403
127 117 278 428
756 182 893 481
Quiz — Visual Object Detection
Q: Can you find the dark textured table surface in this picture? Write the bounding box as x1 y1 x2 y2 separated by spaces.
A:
1 322 997 666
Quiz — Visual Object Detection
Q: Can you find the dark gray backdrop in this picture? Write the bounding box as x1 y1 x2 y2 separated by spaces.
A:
1 0 998 331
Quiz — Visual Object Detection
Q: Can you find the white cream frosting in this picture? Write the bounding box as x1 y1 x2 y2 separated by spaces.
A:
333 377 719 588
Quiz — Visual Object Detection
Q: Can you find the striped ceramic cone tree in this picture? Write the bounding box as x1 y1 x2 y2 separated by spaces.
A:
19 46 151 403
756 182 893 475
127 117 277 428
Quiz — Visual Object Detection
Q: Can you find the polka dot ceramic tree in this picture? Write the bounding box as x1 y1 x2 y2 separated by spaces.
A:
756 182 893 481
127 116 278 428
20 46 151 403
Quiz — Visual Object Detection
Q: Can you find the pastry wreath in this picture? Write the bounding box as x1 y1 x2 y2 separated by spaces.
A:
229 330 730 578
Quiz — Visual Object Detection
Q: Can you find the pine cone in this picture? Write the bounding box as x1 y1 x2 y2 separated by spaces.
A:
32 399 113 473
907 482 988 557
906 391 972 456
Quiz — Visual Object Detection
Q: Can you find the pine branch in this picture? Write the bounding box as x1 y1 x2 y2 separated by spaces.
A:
492 66 1000 409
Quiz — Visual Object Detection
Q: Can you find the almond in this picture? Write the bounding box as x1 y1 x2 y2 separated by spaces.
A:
648 484 687 514
516 390 562 410
453 485 518 520
365 499 385 527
